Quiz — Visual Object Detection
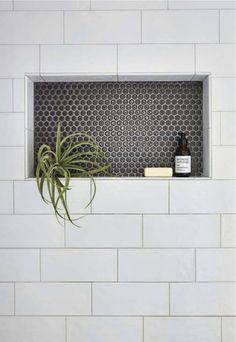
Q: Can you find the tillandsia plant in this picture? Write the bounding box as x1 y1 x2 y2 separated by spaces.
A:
36 122 111 226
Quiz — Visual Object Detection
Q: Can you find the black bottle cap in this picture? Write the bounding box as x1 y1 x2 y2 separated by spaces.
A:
178 132 188 145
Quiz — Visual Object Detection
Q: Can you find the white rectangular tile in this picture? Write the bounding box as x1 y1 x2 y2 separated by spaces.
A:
41 45 116 74
0 181 13 213
171 283 236 315
0 12 63 44
0 45 39 78
93 283 169 315
0 317 65 342
169 0 236 9
196 44 235 77
212 146 236 179
66 214 142 247
196 248 236 281
143 215 220 247
41 249 117 281
118 44 194 73
119 249 195 281
220 10 236 43
0 80 12 112
170 180 236 213
14 0 90 10
212 112 221 145
222 317 236 342
0 215 64 247
142 10 219 43
221 112 236 145
92 180 168 213
0 1 12 10
0 283 14 315
222 215 236 247
212 78 236 111
144 317 221 342
0 249 39 281
91 0 168 10
16 283 91 315
0 147 24 179
14 180 91 214
68 317 143 342
0 113 24 146
13 79 24 112
65 11 140 44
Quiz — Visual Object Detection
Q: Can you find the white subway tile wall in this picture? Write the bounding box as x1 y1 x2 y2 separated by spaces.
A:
0 283 14 315
171 283 236 315
0 317 65 342
0 2 235 342
15 283 91 315
13 79 25 112
67 317 143 342
118 249 195 281
93 283 169 315
65 11 141 44
221 215 236 247
222 317 236 342
118 44 195 73
144 317 221 342
142 10 219 43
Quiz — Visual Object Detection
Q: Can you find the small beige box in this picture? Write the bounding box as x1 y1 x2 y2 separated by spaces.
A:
144 167 173 177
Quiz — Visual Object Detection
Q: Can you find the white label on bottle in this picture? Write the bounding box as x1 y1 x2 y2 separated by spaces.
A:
175 156 191 173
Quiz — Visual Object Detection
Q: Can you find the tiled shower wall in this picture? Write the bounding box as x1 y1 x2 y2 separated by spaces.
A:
0 1 235 341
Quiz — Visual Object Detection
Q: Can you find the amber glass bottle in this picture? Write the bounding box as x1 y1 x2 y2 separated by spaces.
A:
174 132 191 177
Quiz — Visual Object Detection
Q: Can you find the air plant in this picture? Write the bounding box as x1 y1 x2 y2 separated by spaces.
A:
36 122 111 226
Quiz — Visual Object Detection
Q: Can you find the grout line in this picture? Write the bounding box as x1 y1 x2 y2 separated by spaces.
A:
221 316 223 342
38 45 41 74
0 8 234 12
13 282 16 315
195 248 197 281
220 214 222 247
117 249 119 282
12 181 15 214
12 0 14 11
90 179 93 214
168 180 170 214
0 213 235 217
0 247 235 250
140 11 143 44
169 283 171 315
141 214 144 248
2 314 236 318
89 0 92 10
1 42 235 46
167 0 169 10
116 44 118 75
65 316 67 342
219 10 221 43
63 11 65 44
91 283 93 315
142 316 145 342
194 44 196 74
39 249 42 281
64 215 66 248
12 79 14 112
219 112 222 145
8 280 230 285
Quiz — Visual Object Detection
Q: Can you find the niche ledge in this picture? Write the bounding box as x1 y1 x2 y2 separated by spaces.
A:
25 73 211 179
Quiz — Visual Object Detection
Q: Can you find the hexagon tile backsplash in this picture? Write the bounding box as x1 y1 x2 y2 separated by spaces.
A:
34 81 203 176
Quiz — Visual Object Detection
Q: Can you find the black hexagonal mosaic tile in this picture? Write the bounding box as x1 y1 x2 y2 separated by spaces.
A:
34 81 203 177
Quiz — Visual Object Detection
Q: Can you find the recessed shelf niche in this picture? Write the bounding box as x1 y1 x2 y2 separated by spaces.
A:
25 74 211 178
